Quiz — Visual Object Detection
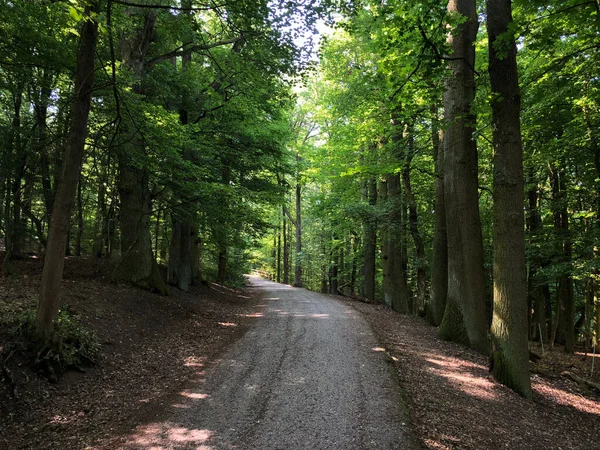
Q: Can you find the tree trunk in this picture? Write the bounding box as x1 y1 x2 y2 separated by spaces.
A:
36 3 100 342
380 178 391 306
439 0 489 353
487 0 532 398
75 176 83 256
403 124 427 315
386 174 410 313
294 181 302 287
363 179 377 301
429 106 447 326
167 220 192 291
550 165 574 352
189 225 201 284
113 9 167 294
283 205 289 284
114 161 168 294
217 247 227 283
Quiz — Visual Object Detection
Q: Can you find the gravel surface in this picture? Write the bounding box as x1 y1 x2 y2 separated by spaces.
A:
116 276 415 449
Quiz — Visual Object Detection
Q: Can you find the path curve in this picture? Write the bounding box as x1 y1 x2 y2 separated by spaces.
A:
122 276 414 449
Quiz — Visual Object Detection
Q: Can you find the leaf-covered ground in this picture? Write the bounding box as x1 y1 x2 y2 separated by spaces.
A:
347 300 600 450
0 256 261 449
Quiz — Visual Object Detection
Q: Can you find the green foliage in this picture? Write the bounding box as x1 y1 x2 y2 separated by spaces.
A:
16 306 100 371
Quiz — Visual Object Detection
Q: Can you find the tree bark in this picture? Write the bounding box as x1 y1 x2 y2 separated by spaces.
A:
403 124 427 315
113 9 167 294
36 3 99 341
439 0 489 353
550 165 574 352
283 205 289 284
487 0 532 397
380 178 391 306
294 180 302 287
363 179 377 301
428 106 447 326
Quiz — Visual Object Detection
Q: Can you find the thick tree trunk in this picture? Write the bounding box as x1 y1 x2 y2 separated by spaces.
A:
403 125 427 315
387 174 410 313
167 220 192 291
114 161 168 294
429 107 447 326
363 179 377 301
36 3 99 341
487 0 531 397
439 0 489 353
113 9 167 293
380 178 391 306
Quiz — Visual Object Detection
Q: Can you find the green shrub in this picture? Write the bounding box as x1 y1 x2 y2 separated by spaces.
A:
16 306 100 371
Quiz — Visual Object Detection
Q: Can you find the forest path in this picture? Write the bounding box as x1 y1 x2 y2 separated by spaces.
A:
120 276 414 449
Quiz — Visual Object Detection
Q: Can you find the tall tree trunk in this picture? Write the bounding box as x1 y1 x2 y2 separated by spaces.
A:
380 178 391 306
277 225 281 283
387 173 410 313
166 14 194 291
550 165 574 352
75 175 83 256
294 181 302 287
363 179 377 301
283 205 289 284
487 0 531 397
429 106 447 326
439 0 489 353
36 3 100 341
113 9 167 294
403 124 427 315
190 225 201 284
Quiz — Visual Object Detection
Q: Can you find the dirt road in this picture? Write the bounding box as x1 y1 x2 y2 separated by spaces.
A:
120 276 414 449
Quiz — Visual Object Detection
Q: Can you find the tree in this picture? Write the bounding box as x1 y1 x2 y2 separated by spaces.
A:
487 0 532 398
36 1 100 342
438 0 489 353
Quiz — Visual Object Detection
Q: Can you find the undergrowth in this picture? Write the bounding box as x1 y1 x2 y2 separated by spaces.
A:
15 306 100 379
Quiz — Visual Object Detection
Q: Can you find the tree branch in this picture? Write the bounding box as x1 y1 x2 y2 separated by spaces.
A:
146 36 243 68
111 0 224 11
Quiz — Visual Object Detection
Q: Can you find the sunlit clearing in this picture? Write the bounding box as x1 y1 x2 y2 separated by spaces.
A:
218 322 237 327
180 391 209 400
372 347 386 352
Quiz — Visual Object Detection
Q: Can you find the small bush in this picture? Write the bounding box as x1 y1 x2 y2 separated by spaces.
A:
16 306 100 373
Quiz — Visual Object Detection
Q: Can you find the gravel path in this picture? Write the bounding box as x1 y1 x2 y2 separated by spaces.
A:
120 276 414 449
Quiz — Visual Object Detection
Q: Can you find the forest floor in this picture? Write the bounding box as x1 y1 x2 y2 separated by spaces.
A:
1 259 599 450
347 300 600 450
0 255 261 449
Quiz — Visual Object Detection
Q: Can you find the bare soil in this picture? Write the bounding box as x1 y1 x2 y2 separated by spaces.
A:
0 256 261 449
346 300 600 450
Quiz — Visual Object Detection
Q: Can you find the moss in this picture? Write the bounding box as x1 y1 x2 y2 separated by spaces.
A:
438 298 470 346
